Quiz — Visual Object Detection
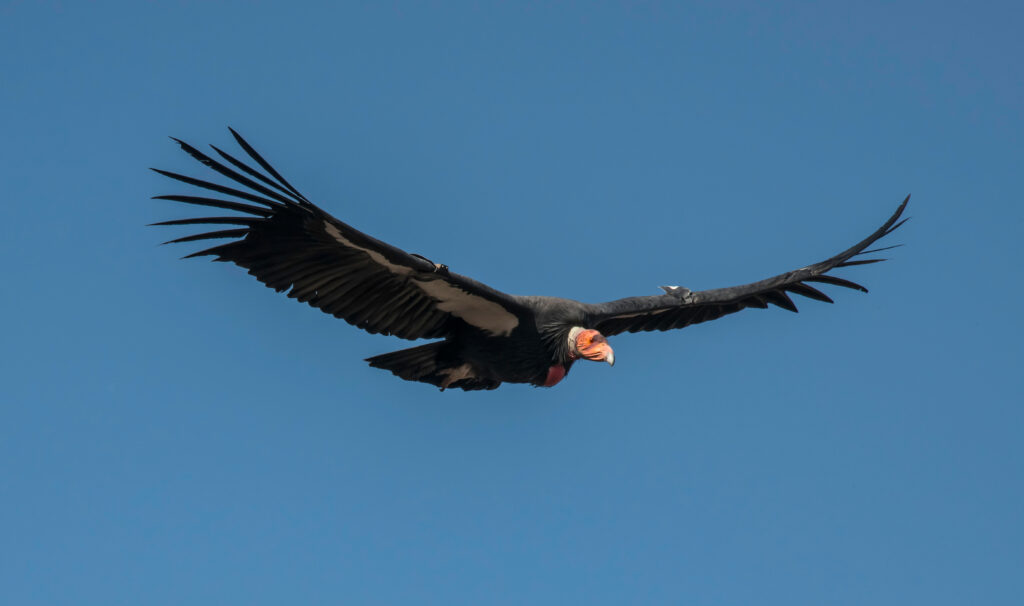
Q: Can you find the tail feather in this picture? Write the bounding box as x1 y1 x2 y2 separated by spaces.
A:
366 342 500 391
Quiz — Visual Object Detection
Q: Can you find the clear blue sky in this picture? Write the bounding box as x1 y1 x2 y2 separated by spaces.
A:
2 1 1021 604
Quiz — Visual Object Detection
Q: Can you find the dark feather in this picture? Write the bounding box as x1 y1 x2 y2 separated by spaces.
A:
860 244 903 255
785 283 834 304
182 241 242 259
150 216 259 227
805 275 867 292
163 229 249 245
228 127 309 203
151 194 272 217
150 169 285 211
836 258 885 267
763 290 799 313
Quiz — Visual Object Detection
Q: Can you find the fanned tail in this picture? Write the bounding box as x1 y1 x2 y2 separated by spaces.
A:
366 342 500 391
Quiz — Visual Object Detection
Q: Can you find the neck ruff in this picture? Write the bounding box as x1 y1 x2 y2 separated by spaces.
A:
567 326 584 360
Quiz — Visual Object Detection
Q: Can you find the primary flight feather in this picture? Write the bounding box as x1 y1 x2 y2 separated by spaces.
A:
153 129 908 391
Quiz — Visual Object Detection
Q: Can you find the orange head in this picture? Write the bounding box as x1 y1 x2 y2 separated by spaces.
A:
569 327 615 366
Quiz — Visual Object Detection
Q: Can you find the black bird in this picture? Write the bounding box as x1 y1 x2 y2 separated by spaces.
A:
152 130 908 391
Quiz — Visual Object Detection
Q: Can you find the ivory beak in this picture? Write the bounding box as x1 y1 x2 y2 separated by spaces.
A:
605 350 615 367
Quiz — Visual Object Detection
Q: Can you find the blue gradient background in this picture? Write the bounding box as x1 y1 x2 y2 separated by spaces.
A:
2 1 1021 604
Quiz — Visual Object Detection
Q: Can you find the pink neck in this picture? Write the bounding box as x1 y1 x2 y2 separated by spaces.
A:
542 364 568 387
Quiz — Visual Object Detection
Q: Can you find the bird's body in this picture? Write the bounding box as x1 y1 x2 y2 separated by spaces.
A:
153 130 908 391
373 295 597 389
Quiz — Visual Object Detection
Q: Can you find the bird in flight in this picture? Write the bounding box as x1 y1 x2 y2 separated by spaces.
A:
152 129 908 391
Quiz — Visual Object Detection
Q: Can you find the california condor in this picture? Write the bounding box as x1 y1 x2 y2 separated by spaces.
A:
152 129 908 391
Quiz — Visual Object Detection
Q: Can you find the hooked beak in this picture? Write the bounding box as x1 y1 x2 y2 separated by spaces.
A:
571 328 615 368
579 341 615 367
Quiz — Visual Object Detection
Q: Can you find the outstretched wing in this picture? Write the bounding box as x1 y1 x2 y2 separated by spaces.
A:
152 129 527 340
586 197 909 336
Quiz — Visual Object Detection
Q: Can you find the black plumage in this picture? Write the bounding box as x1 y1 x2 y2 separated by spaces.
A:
153 130 909 391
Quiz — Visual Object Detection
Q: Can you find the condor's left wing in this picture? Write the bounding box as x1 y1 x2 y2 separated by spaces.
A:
585 197 909 336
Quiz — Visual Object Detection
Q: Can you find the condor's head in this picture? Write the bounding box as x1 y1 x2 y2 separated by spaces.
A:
568 327 615 367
